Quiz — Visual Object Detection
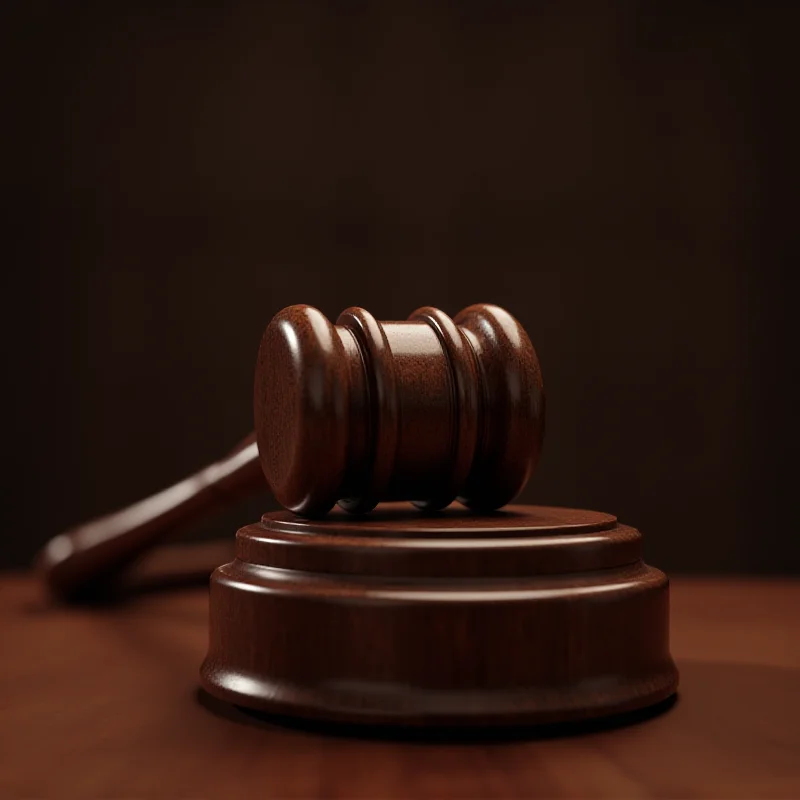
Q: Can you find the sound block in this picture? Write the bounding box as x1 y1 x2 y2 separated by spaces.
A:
200 504 678 727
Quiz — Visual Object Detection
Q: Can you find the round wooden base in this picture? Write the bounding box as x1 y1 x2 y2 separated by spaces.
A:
200 504 678 727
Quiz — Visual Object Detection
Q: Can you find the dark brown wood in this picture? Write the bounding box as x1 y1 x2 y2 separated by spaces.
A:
37 302 543 601
37 433 263 601
2 573 797 798
201 503 677 727
254 303 545 516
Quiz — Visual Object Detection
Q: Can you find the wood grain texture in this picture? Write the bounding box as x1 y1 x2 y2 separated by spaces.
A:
254 303 544 516
202 504 676 726
1 575 797 798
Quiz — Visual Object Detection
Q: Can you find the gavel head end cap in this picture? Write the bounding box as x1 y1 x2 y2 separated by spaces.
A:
453 303 545 510
254 305 349 516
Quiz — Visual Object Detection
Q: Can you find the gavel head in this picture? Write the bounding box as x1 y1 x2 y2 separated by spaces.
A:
254 303 545 517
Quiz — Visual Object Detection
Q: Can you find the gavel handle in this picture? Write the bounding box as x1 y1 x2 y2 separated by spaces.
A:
37 433 265 601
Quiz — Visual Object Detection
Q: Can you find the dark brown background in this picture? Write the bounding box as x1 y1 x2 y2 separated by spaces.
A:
2 1 796 572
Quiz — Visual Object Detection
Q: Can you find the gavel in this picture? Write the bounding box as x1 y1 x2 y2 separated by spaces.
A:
38 303 544 601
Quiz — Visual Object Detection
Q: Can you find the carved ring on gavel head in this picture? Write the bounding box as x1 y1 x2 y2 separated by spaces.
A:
254 303 545 517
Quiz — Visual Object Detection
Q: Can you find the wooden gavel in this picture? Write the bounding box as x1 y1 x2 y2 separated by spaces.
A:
38 303 544 600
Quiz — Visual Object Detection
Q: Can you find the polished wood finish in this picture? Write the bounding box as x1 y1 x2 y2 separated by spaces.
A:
37 434 262 601
201 503 676 726
255 303 544 516
37 302 543 601
2 574 797 799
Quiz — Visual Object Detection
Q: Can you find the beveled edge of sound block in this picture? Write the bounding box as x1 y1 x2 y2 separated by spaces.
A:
201 504 679 728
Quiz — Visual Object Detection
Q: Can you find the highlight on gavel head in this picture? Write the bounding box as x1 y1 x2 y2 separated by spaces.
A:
254 303 545 517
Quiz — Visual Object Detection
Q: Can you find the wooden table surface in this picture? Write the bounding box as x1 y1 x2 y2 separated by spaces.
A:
1 571 798 799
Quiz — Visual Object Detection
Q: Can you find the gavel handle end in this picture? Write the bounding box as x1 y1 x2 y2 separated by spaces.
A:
36 434 264 602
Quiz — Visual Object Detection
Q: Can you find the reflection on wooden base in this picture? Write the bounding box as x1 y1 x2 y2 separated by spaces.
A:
201 503 678 727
